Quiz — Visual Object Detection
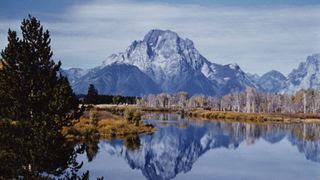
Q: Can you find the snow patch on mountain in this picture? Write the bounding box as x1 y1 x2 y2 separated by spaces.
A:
285 54 320 94
101 29 260 95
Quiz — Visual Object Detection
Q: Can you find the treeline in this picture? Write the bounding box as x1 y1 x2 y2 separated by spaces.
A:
80 84 138 104
78 94 138 105
137 88 320 114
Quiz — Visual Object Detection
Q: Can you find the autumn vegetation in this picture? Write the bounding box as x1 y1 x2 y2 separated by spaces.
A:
63 107 154 140
136 89 320 123
68 84 154 140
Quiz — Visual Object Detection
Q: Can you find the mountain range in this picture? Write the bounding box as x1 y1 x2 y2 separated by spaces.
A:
62 29 320 96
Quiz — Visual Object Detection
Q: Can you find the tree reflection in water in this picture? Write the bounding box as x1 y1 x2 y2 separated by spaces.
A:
124 135 141 152
83 137 100 163
0 119 91 179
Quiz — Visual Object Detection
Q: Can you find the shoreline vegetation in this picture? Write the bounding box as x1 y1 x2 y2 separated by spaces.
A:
66 84 320 141
63 106 155 140
91 104 320 124
188 109 320 124
63 103 320 142
66 85 320 140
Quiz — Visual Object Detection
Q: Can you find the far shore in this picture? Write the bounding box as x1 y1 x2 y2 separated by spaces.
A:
93 104 320 124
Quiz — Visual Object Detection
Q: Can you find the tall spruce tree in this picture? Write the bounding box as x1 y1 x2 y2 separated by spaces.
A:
84 84 99 104
0 15 82 130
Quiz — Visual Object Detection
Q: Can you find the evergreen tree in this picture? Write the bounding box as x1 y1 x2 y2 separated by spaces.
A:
84 84 99 104
112 95 121 105
0 15 82 130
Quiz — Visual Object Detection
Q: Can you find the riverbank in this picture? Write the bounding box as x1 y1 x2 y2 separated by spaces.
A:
94 105 320 124
186 109 320 124
62 108 155 140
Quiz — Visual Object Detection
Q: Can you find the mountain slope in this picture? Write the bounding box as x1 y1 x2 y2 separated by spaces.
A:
258 70 286 93
61 68 89 84
72 63 160 96
285 54 320 94
101 29 260 95
247 73 260 83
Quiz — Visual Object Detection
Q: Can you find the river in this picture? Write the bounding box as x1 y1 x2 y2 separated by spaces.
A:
76 113 320 180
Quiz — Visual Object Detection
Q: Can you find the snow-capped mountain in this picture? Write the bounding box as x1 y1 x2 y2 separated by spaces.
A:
96 29 260 96
61 29 320 96
285 54 320 94
257 70 287 93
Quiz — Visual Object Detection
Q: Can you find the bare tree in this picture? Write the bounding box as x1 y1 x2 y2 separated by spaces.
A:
137 88 320 114
157 93 169 108
177 92 189 108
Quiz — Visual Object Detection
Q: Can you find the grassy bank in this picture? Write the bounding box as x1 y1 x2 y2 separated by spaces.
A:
95 105 179 114
62 108 155 140
187 109 320 123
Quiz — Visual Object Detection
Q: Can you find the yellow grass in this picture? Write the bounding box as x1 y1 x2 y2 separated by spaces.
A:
62 110 155 140
188 109 320 124
97 118 154 138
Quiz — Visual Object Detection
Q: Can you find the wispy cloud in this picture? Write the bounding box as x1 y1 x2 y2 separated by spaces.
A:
0 0 319 75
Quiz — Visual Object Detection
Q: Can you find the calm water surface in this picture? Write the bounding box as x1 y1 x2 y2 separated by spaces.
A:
78 113 320 180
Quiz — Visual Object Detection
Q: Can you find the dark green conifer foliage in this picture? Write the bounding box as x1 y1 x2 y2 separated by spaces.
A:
84 84 99 104
0 15 82 130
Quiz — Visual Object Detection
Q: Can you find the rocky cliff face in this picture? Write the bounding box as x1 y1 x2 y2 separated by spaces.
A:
284 54 320 94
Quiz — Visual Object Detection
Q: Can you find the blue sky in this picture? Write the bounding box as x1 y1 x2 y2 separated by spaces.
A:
1 0 320 75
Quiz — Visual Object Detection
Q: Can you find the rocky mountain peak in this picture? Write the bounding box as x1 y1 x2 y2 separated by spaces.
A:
304 53 320 71
143 29 179 45
66 29 264 96
284 53 320 94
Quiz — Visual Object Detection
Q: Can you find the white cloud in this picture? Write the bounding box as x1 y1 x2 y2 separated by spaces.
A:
0 1 319 75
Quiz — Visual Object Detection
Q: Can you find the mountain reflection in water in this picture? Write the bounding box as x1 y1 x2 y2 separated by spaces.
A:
87 113 320 180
